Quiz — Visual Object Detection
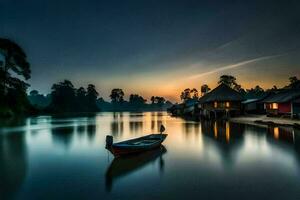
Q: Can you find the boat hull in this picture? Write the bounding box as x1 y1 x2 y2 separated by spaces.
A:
107 134 167 157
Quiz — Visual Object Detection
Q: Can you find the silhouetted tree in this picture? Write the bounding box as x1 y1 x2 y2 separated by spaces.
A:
218 75 237 88
288 76 300 89
110 89 124 103
129 94 146 105
180 88 198 101
0 38 31 116
28 90 51 108
30 90 39 96
180 88 191 102
191 88 198 99
86 84 99 111
151 96 155 104
201 84 210 96
155 96 165 106
49 80 76 112
76 87 86 102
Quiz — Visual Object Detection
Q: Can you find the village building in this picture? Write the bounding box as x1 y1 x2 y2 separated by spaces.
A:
198 84 244 119
263 89 300 118
242 92 274 114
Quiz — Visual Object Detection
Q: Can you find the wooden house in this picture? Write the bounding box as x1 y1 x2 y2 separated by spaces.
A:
263 89 300 118
242 92 274 114
198 84 244 119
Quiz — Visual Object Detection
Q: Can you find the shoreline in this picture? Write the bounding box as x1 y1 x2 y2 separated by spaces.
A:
230 115 300 129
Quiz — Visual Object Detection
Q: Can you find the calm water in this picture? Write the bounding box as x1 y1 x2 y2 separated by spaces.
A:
1 112 300 200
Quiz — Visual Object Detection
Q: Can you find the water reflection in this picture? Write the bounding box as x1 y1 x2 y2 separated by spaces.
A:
105 146 167 192
267 126 295 143
0 131 27 200
87 120 97 141
1 112 300 199
111 113 124 136
201 120 245 144
51 126 75 148
0 117 27 128
199 120 246 166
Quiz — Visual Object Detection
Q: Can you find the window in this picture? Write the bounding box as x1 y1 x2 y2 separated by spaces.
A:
214 101 218 108
271 103 278 109
225 102 230 108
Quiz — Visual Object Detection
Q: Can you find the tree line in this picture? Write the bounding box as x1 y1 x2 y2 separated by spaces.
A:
29 83 172 113
0 39 172 117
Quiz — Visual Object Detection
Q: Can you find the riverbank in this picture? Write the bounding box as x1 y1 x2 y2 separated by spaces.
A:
230 114 300 128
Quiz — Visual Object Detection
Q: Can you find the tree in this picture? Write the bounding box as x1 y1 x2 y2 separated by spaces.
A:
0 38 30 95
155 96 165 105
110 88 124 103
50 80 76 112
218 75 237 88
129 94 146 106
180 88 191 102
28 90 51 108
76 87 86 99
201 84 210 96
289 76 298 84
30 90 39 96
86 84 99 101
86 84 99 111
151 96 155 104
288 76 300 89
190 88 199 99
0 38 31 115
180 88 198 101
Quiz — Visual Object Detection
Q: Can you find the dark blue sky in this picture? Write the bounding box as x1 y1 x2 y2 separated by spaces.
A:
1 0 300 101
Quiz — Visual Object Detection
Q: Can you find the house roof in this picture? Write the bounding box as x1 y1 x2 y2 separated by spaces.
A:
242 99 259 104
185 99 198 107
263 89 300 103
198 84 245 103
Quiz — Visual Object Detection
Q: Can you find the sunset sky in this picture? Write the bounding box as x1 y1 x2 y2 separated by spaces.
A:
1 0 300 102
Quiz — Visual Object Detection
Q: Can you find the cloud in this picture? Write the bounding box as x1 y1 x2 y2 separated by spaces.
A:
188 54 283 79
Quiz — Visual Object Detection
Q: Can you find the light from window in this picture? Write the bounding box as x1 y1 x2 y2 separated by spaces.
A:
214 101 218 108
272 103 278 109
226 102 230 108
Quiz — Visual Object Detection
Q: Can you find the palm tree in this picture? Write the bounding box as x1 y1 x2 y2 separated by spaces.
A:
0 38 31 95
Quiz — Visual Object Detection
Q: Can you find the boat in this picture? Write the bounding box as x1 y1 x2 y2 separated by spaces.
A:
105 125 167 157
105 146 167 192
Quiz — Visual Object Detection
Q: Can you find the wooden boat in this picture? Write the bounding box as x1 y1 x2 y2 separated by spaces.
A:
106 125 167 157
105 146 167 191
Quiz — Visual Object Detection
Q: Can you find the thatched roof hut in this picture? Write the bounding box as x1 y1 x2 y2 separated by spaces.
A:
198 83 244 103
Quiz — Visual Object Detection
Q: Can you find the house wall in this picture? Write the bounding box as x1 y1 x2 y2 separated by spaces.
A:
202 101 241 111
278 102 291 114
244 102 257 111
293 103 300 116
265 103 278 115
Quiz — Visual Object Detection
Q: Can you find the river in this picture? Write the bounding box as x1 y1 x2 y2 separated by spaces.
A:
1 112 300 199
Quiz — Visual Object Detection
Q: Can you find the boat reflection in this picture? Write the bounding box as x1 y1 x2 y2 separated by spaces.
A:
105 146 167 192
